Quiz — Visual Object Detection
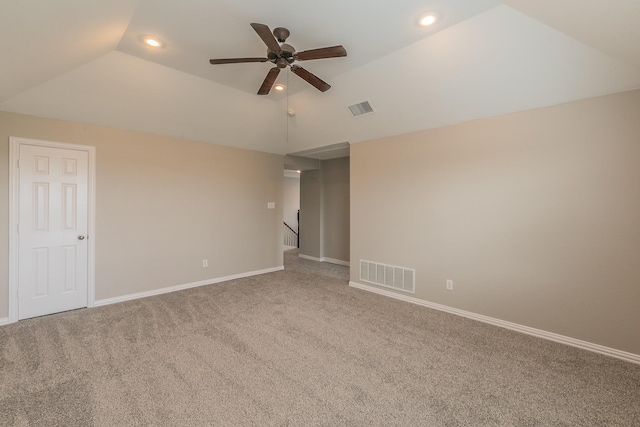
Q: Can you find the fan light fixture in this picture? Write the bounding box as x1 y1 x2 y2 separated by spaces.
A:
419 13 439 27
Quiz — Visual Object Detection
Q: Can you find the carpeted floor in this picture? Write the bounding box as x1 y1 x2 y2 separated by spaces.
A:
1 249 639 426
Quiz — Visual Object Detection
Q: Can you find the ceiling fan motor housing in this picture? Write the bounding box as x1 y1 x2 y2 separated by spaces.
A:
267 43 295 66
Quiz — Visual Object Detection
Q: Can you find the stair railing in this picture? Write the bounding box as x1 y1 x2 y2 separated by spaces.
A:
283 222 299 248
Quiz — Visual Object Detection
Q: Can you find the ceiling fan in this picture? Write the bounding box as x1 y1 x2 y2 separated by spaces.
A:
209 23 347 95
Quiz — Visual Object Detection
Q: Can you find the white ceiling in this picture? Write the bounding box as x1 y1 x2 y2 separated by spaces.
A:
1 0 639 155
505 0 640 69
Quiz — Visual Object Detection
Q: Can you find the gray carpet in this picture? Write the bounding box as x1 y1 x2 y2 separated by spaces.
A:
1 249 639 426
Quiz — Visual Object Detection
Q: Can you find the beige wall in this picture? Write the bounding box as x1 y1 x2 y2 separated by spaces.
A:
283 176 300 231
321 157 350 262
299 169 322 258
0 112 283 317
351 89 640 355
299 158 350 262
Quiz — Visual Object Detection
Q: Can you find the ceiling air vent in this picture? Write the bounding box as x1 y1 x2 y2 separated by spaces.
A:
348 101 374 117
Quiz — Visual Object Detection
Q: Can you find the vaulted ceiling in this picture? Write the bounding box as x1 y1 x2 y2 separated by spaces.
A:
2 0 639 155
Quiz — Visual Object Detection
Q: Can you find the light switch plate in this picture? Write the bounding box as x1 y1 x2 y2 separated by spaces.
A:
267 202 275 209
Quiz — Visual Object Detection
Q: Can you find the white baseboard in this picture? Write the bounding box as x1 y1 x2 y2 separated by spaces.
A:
299 254 350 266
94 266 284 307
0 317 10 326
349 281 640 365
322 257 350 267
283 245 297 251
299 254 322 262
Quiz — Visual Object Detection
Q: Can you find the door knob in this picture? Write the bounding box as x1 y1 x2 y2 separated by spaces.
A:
78 235 85 240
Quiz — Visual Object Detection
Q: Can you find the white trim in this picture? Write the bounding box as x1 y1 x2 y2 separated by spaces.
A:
95 266 284 307
322 257 350 267
298 254 350 266
284 245 297 251
349 281 640 365
8 140 19 323
0 318 10 326
299 254 322 262
8 137 97 323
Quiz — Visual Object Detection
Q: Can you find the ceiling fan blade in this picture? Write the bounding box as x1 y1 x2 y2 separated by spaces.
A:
295 45 347 61
290 65 331 92
250 23 282 54
209 57 268 65
258 67 281 95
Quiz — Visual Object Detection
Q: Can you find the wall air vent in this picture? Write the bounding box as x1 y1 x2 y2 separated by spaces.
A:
360 260 415 294
348 101 374 117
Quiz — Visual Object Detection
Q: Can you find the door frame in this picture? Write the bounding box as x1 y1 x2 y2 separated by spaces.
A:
8 136 96 323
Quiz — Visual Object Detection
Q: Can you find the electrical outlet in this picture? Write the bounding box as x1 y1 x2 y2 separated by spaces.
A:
202 259 208 268
446 279 453 291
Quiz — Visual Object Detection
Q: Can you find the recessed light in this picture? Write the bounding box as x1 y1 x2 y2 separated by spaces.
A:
419 13 439 27
274 84 285 91
142 37 164 48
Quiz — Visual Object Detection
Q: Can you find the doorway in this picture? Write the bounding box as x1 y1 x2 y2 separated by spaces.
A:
283 169 300 250
286 143 350 266
9 137 96 322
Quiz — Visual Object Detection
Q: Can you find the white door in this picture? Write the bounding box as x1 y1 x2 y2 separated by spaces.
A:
18 144 89 319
